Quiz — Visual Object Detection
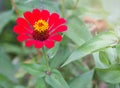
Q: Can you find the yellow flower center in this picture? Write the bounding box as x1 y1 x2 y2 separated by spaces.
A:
32 20 49 41
33 20 49 33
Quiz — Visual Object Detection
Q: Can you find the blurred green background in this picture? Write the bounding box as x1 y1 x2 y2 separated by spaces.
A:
0 0 120 88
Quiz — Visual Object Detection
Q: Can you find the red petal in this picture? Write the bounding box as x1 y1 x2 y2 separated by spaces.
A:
53 18 66 28
25 40 35 47
41 10 50 21
32 9 41 22
16 18 32 31
48 13 59 27
44 40 54 48
13 25 32 34
49 34 62 42
34 41 43 48
24 11 35 25
50 25 67 35
17 35 32 42
25 40 43 48
48 18 66 32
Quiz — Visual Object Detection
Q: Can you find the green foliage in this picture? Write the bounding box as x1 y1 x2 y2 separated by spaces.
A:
21 63 47 78
0 47 17 82
47 43 60 59
45 70 70 88
1 0 120 87
96 65 120 84
0 74 13 88
69 70 94 88
35 78 47 88
0 10 13 33
16 0 61 14
65 16 91 46
13 85 26 88
99 51 111 66
116 43 120 61
50 42 72 68
63 32 118 66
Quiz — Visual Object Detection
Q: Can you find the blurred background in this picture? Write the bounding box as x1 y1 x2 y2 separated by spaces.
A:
0 0 120 88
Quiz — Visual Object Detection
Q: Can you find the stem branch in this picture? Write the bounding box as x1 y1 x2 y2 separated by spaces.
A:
10 0 19 16
62 0 65 17
42 47 51 72
74 0 79 9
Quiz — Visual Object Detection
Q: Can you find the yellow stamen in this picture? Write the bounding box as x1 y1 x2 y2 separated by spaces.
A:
33 20 49 33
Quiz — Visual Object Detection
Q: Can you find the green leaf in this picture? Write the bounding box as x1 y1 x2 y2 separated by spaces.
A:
62 32 118 66
0 10 13 33
96 65 120 84
2 43 36 55
0 74 13 88
50 44 72 68
47 43 60 59
45 70 70 88
21 63 47 78
116 43 120 61
107 84 117 88
16 0 61 15
0 47 17 83
99 51 111 66
35 78 47 88
42 0 61 14
105 48 117 64
69 70 94 88
93 52 108 69
13 85 26 88
64 0 75 9
94 48 117 69
65 16 91 46
2 44 21 54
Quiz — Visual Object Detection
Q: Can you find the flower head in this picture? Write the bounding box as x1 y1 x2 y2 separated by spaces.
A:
13 9 67 48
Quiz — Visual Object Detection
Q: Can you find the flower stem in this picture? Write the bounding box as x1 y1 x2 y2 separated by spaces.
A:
10 0 20 16
62 0 65 17
42 47 51 72
74 0 79 9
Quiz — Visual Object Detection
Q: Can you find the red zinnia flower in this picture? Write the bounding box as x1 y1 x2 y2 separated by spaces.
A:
13 9 67 48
